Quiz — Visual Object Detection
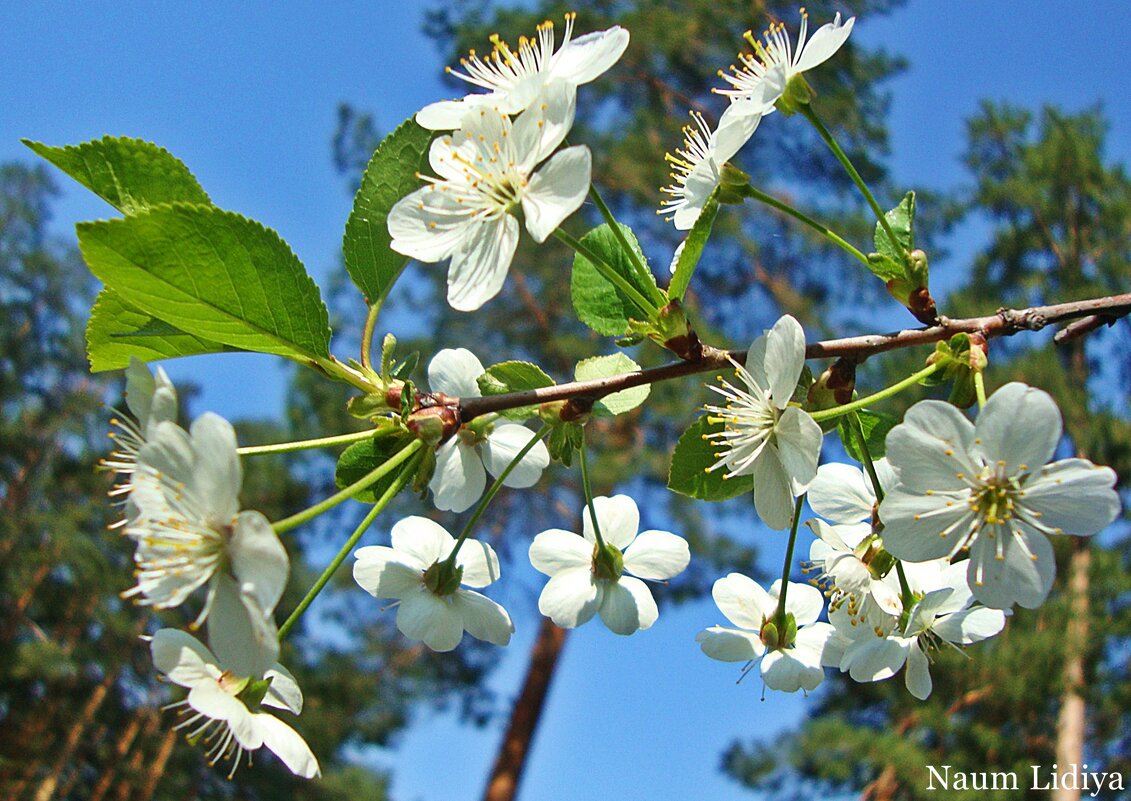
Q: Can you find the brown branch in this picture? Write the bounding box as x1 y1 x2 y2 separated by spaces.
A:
460 292 1131 421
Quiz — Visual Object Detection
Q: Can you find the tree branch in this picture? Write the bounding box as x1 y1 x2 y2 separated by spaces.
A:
460 292 1131 421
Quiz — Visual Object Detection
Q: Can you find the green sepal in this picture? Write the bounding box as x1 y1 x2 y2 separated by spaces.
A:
548 422 584 467
668 416 754 502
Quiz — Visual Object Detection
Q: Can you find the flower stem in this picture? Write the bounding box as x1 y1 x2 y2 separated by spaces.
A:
738 183 869 266
272 438 423 535
360 303 380 373
238 425 397 457
277 451 420 640
895 560 915 632
588 185 668 307
774 495 807 632
847 411 885 504
974 370 988 409
553 227 658 319
810 363 942 423
578 428 607 550
800 105 902 257
445 424 551 565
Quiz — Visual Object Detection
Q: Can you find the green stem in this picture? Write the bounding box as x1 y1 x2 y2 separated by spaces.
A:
553 228 658 319
314 355 382 394
360 304 380 373
272 438 423 535
974 371 988 409
238 425 396 457
774 495 806 632
738 184 869 266
578 428 607 550
800 105 902 257
895 560 915 632
445 424 551 565
588 185 668 307
847 411 884 503
277 452 419 640
811 363 942 423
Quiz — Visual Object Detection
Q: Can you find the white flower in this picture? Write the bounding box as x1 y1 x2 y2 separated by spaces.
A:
128 413 289 678
879 382 1120 609
390 85 591 311
830 560 1006 699
658 105 762 230
704 315 823 529
805 460 901 617
150 629 319 779
717 10 855 113
697 575 834 693
353 516 514 652
425 348 550 512
529 495 690 635
416 13 629 130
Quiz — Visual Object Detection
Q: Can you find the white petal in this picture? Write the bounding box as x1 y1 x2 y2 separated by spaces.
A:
137 421 194 487
510 82 576 168
974 382 1061 476
783 581 825 627
761 648 824 693
388 186 473 262
751 446 795 531
774 407 822 493
254 713 321 778
904 640 933 700
623 530 690 581
583 494 639 550
187 413 242 524
885 400 977 492
714 100 764 162
598 576 658 634
793 14 855 73
879 489 970 561
551 26 630 85
538 567 601 628
933 606 1006 645
453 589 513 646
207 574 279 679
429 440 487 513
187 683 260 748
150 629 218 687
481 424 549 487
416 98 484 131
1020 459 1120 536
263 663 303 714
807 519 870 552
762 315 806 409
529 529 593 576
712 572 774 630
229 511 288 616
352 546 424 599
842 636 907 683
428 348 484 397
523 145 591 243
396 591 465 652
696 626 765 662
968 523 1055 609
124 358 157 424
390 516 455 568
446 214 520 312
809 462 875 524
453 537 501 588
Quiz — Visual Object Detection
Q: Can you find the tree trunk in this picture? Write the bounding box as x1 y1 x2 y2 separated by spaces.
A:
481 618 568 801
1053 537 1090 801
32 667 118 801
88 708 145 801
135 727 177 801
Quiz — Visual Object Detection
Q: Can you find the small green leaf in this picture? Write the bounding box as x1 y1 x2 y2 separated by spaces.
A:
478 361 556 420
873 191 915 261
571 223 658 336
667 188 719 301
668 417 753 501
342 118 436 306
838 409 899 463
574 353 648 416
865 252 905 283
86 287 230 371
391 352 419 380
77 205 331 362
335 436 412 504
23 136 210 214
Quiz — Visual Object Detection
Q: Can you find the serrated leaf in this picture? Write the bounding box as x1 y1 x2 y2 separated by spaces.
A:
667 189 719 301
574 353 648 416
335 436 412 504
668 417 753 501
571 223 658 336
23 136 210 214
837 409 899 463
342 118 436 305
873 191 915 261
477 360 556 420
77 205 331 362
85 287 230 371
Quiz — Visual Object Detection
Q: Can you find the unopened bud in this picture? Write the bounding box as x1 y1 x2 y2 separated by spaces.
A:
809 358 857 409
407 404 460 446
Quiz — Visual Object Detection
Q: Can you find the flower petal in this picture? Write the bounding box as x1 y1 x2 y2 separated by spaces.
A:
598 576 658 634
352 546 423 599
696 626 765 662
809 462 875 524
885 400 978 492
751 445 795 531
538 567 601 628
187 683 260 749
904 640 933 700
762 315 806 409
390 516 455 568
794 14 855 73
453 589 514 646
1020 458 1120 537
551 26 630 84
446 214 520 312
967 523 1056 609
529 529 593 576
510 82 576 169
623 530 690 581
783 581 825 627
481 424 550 487
842 635 907 683
255 713 321 778
933 606 1006 645
761 647 824 693
429 440 487 513
453 537 501 588
428 348 484 397
712 572 774 630
188 413 241 523
974 382 1061 476
774 407 822 493
583 495 639 549
207 574 279 679
150 628 218 687
879 488 970 561
388 185 474 262
523 145 591 243
229 510 289 616
396 590 465 652
263 663 303 714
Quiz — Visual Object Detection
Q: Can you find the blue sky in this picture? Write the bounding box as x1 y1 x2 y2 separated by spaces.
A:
4 2 1130 800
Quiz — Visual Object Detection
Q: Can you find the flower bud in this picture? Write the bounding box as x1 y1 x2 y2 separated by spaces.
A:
406 404 460 447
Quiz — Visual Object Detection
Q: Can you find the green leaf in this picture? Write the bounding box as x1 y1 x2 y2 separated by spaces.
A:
574 353 648 416
571 223 658 336
668 417 753 501
86 287 231 371
477 361 556 420
23 136 210 214
335 436 412 504
873 191 915 261
77 205 331 361
838 409 899 463
667 189 719 301
342 118 436 306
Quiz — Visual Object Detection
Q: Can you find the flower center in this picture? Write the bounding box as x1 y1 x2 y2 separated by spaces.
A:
423 560 465 597
970 475 1020 526
591 542 624 581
